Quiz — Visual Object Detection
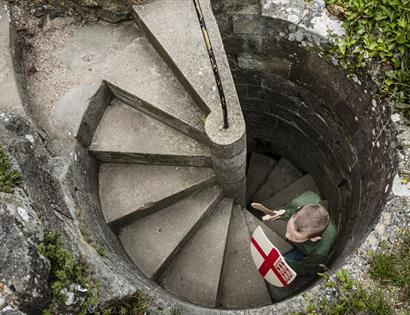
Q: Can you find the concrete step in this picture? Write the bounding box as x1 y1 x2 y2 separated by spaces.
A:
103 37 208 144
90 98 211 167
119 185 223 279
160 198 233 307
99 164 217 229
253 158 303 202
246 153 276 203
261 174 319 238
261 174 319 210
218 206 271 309
242 209 293 254
133 0 238 115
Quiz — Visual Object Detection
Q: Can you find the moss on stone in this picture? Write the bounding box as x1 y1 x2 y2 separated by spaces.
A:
0 145 22 193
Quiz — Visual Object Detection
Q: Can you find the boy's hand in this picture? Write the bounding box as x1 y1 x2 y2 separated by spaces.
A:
251 203 286 220
262 210 285 221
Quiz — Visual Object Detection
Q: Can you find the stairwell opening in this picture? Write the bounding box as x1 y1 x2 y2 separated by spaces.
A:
212 0 397 305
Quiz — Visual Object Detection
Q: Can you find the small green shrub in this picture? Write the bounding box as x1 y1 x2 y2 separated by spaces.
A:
0 145 22 193
39 230 151 314
325 0 410 117
39 230 98 315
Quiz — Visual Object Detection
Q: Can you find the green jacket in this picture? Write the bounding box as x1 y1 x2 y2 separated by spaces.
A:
281 191 337 277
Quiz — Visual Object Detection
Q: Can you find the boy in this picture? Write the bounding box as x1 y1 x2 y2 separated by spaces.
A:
251 191 337 277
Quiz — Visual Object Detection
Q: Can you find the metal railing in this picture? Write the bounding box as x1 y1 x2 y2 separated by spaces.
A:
193 0 229 129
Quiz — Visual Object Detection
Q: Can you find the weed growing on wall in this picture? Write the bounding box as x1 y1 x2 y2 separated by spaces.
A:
39 230 151 314
0 145 22 193
325 0 410 118
38 230 99 315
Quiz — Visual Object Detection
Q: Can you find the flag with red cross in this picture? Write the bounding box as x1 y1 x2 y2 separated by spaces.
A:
250 226 297 287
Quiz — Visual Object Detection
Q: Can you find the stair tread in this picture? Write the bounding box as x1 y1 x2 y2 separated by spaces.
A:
160 198 233 307
103 37 206 141
133 0 238 114
218 205 271 309
119 186 223 278
99 164 216 227
90 98 211 166
253 158 303 202
246 153 276 203
261 174 319 238
242 209 293 254
261 174 319 210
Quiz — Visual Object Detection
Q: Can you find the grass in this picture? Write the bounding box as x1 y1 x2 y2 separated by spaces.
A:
325 0 410 120
369 230 410 302
0 145 22 193
99 292 150 315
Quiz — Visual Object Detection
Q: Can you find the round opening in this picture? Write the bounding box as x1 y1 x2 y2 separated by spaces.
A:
212 0 397 305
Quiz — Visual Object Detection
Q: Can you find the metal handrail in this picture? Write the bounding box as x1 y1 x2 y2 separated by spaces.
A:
193 0 229 129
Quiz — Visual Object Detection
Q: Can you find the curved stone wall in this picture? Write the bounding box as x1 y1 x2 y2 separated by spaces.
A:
212 1 397 276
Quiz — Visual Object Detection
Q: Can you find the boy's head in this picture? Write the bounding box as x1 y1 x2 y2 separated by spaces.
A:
285 203 330 243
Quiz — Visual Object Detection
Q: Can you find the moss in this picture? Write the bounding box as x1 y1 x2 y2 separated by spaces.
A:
0 145 22 193
39 230 99 315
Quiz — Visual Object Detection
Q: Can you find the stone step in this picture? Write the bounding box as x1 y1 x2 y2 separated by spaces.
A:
253 158 303 202
89 98 212 167
261 174 319 210
246 153 276 203
119 185 223 279
242 209 293 254
159 198 233 307
218 206 271 309
99 164 217 230
103 36 208 144
133 0 238 116
261 174 319 238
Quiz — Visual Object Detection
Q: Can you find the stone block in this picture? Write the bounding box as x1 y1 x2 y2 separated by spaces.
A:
238 53 291 78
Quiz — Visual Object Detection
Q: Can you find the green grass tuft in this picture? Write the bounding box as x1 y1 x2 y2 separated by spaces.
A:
369 231 410 300
100 292 150 315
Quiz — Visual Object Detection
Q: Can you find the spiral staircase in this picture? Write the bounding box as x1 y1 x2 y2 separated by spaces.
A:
77 0 326 309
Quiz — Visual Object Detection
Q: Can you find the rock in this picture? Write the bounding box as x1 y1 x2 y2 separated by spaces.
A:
0 198 51 313
59 284 88 313
326 4 345 19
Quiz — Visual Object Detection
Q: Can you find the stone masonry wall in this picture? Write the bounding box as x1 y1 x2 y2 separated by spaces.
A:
211 0 397 270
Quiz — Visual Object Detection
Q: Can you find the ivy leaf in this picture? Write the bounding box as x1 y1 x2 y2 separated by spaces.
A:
396 32 407 44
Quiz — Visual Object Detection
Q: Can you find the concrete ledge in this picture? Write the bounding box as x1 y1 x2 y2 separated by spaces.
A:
0 3 25 115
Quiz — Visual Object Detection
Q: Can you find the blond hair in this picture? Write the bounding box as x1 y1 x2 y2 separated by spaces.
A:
293 203 330 238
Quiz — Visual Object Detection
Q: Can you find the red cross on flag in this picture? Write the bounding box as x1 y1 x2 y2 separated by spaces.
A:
250 226 297 287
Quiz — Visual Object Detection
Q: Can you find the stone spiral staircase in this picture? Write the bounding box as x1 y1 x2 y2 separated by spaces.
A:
75 0 324 310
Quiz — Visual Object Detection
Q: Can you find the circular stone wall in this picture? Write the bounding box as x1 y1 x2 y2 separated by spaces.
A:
212 0 397 278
